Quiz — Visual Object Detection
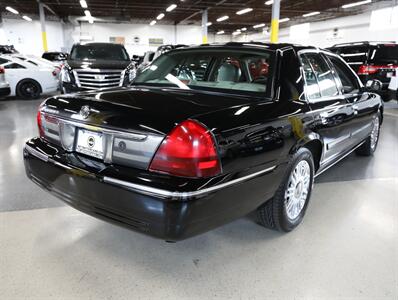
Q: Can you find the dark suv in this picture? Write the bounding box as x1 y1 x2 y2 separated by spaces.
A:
60 43 136 93
328 42 397 101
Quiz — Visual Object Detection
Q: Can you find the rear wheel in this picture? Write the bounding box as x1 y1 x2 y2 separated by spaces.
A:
355 113 381 156
257 148 314 232
16 79 41 100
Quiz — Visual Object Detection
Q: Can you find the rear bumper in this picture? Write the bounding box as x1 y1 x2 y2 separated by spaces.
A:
23 138 279 241
0 86 11 97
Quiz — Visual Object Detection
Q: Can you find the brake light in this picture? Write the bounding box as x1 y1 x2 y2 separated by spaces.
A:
358 64 398 75
149 120 221 178
37 110 44 137
0 66 4 74
358 65 379 75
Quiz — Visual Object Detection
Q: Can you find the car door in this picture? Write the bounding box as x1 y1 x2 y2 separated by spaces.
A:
325 53 376 145
299 51 356 165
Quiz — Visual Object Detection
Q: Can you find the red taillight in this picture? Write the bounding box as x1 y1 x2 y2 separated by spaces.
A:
358 65 379 75
149 120 221 178
358 64 398 75
37 110 44 137
0 66 4 74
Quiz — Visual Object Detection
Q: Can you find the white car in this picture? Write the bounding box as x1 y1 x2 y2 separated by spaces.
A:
0 55 59 99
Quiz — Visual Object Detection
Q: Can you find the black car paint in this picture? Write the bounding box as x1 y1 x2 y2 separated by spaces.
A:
24 43 383 241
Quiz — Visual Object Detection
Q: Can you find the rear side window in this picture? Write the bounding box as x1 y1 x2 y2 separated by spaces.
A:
300 53 339 99
300 55 321 100
4 63 25 69
326 55 360 94
0 58 9 64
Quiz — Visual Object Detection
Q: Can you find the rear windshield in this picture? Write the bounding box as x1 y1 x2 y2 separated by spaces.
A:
331 46 369 64
371 45 398 64
134 49 274 96
70 44 129 61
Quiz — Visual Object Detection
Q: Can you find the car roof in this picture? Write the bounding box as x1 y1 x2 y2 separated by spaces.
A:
73 42 125 47
329 41 397 48
168 42 317 53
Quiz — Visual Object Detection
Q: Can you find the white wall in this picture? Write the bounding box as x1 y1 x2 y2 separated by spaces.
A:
78 22 202 56
0 18 65 56
232 10 398 48
0 17 203 56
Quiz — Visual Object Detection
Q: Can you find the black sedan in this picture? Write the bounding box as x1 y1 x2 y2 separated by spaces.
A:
24 43 383 241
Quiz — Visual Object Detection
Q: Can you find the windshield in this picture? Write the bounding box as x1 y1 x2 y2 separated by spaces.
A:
70 44 130 61
134 49 274 95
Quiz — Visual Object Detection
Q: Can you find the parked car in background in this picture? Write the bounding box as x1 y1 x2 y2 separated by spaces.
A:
24 43 383 241
0 55 58 99
11 54 62 77
328 42 398 101
0 66 11 98
42 51 68 63
0 45 18 54
60 42 136 93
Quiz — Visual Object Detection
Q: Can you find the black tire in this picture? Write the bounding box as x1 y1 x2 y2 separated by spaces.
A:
257 148 314 232
16 79 41 100
355 113 381 156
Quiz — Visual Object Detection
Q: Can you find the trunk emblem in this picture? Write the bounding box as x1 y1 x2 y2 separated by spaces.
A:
80 105 91 119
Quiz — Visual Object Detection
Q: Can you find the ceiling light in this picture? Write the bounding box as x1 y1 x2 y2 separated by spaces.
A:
241 27 247 31
22 15 32 21
265 0 282 5
150 20 156 26
157 13 165 20
5 6 19 14
342 0 371 8
206 22 212 26
216 30 225 35
166 4 177 12
217 16 229 22
279 17 290 23
232 31 241 36
253 23 266 28
84 10 91 18
79 0 88 8
236 8 253 15
303 11 320 17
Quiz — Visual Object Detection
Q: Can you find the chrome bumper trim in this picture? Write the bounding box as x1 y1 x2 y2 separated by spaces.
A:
103 166 277 200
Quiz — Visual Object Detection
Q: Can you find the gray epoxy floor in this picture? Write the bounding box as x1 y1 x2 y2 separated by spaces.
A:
0 97 397 299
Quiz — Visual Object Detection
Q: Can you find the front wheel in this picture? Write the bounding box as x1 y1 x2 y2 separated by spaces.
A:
257 148 314 232
355 113 381 156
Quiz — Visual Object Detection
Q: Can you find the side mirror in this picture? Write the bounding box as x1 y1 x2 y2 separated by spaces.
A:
366 79 382 92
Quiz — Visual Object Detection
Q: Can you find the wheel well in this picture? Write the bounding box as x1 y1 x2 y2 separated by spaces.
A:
17 78 42 93
303 140 322 171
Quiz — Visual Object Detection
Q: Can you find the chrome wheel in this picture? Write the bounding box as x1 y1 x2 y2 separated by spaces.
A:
370 116 380 151
284 160 311 220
